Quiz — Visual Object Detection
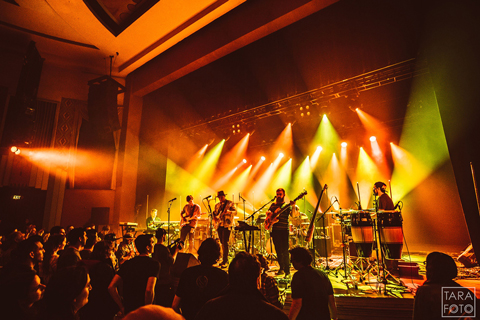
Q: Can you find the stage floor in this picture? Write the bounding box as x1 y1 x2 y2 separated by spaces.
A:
264 249 480 320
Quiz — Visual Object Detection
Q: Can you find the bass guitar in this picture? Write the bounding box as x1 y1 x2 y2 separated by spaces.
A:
264 190 307 231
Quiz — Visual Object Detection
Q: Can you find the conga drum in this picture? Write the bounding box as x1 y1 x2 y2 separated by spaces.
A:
378 211 403 259
351 211 374 257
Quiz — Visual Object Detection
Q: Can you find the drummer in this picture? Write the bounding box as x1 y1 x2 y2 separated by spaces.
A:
290 205 305 226
373 181 395 210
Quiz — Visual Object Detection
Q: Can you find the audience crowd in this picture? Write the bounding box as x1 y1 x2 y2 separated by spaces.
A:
0 221 466 320
0 222 289 320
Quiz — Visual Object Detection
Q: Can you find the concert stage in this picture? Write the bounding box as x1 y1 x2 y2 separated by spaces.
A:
271 250 480 320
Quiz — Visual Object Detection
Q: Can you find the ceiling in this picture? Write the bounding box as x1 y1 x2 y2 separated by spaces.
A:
0 0 246 78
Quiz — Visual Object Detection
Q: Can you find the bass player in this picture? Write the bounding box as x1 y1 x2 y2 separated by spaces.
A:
180 195 201 253
266 188 298 278
213 190 237 268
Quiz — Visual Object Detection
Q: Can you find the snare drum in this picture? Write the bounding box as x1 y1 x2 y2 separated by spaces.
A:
350 211 374 257
378 211 403 259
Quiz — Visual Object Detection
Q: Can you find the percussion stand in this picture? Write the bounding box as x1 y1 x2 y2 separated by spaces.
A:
333 214 358 288
372 196 398 295
313 201 335 270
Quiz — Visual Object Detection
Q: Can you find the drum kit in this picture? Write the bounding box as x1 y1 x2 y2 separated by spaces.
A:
331 208 405 290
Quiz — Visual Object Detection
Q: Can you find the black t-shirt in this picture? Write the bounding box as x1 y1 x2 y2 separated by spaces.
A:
117 256 160 314
378 193 394 210
269 202 291 231
176 264 228 320
195 287 288 320
291 266 334 320
57 247 81 270
152 243 174 285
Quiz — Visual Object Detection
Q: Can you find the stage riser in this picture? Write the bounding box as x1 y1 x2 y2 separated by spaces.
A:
336 296 413 320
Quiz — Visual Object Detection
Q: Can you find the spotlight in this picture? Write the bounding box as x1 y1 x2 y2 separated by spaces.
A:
341 142 347 148
261 156 266 161
279 153 284 158
15 149 21 155
301 113 304 117
11 146 18 153
307 112 310 116
370 136 376 142
317 146 322 152
243 159 247 164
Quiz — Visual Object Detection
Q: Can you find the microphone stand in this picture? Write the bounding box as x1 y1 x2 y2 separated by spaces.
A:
239 194 252 253
167 201 174 245
246 197 276 221
202 197 214 238
314 200 335 271
247 197 276 259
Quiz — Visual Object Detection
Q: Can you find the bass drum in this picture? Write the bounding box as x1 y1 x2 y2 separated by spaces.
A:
378 211 403 259
350 211 374 258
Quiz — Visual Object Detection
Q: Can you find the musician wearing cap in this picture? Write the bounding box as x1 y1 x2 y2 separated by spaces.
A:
213 190 237 268
266 188 298 278
373 181 394 210
180 195 201 253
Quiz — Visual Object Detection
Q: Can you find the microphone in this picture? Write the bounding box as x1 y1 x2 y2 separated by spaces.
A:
271 195 277 202
168 198 177 202
203 195 212 200
239 193 246 201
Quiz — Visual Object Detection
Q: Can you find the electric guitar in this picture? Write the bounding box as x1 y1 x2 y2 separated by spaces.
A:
264 190 307 231
213 201 235 228
180 206 200 228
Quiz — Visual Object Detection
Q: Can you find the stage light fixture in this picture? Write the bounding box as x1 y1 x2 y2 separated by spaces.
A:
243 159 247 164
10 146 18 153
317 146 322 152
261 156 266 161
341 142 347 148
370 136 376 142
279 153 284 158
15 149 21 155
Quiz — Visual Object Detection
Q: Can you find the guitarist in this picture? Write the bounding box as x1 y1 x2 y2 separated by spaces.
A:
180 195 201 253
267 188 298 278
213 190 237 268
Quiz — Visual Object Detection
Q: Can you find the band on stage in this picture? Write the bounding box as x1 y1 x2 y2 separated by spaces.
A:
138 180 401 274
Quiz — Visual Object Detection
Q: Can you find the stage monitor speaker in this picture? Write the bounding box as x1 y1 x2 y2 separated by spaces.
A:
172 252 200 279
91 207 110 226
314 236 332 257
